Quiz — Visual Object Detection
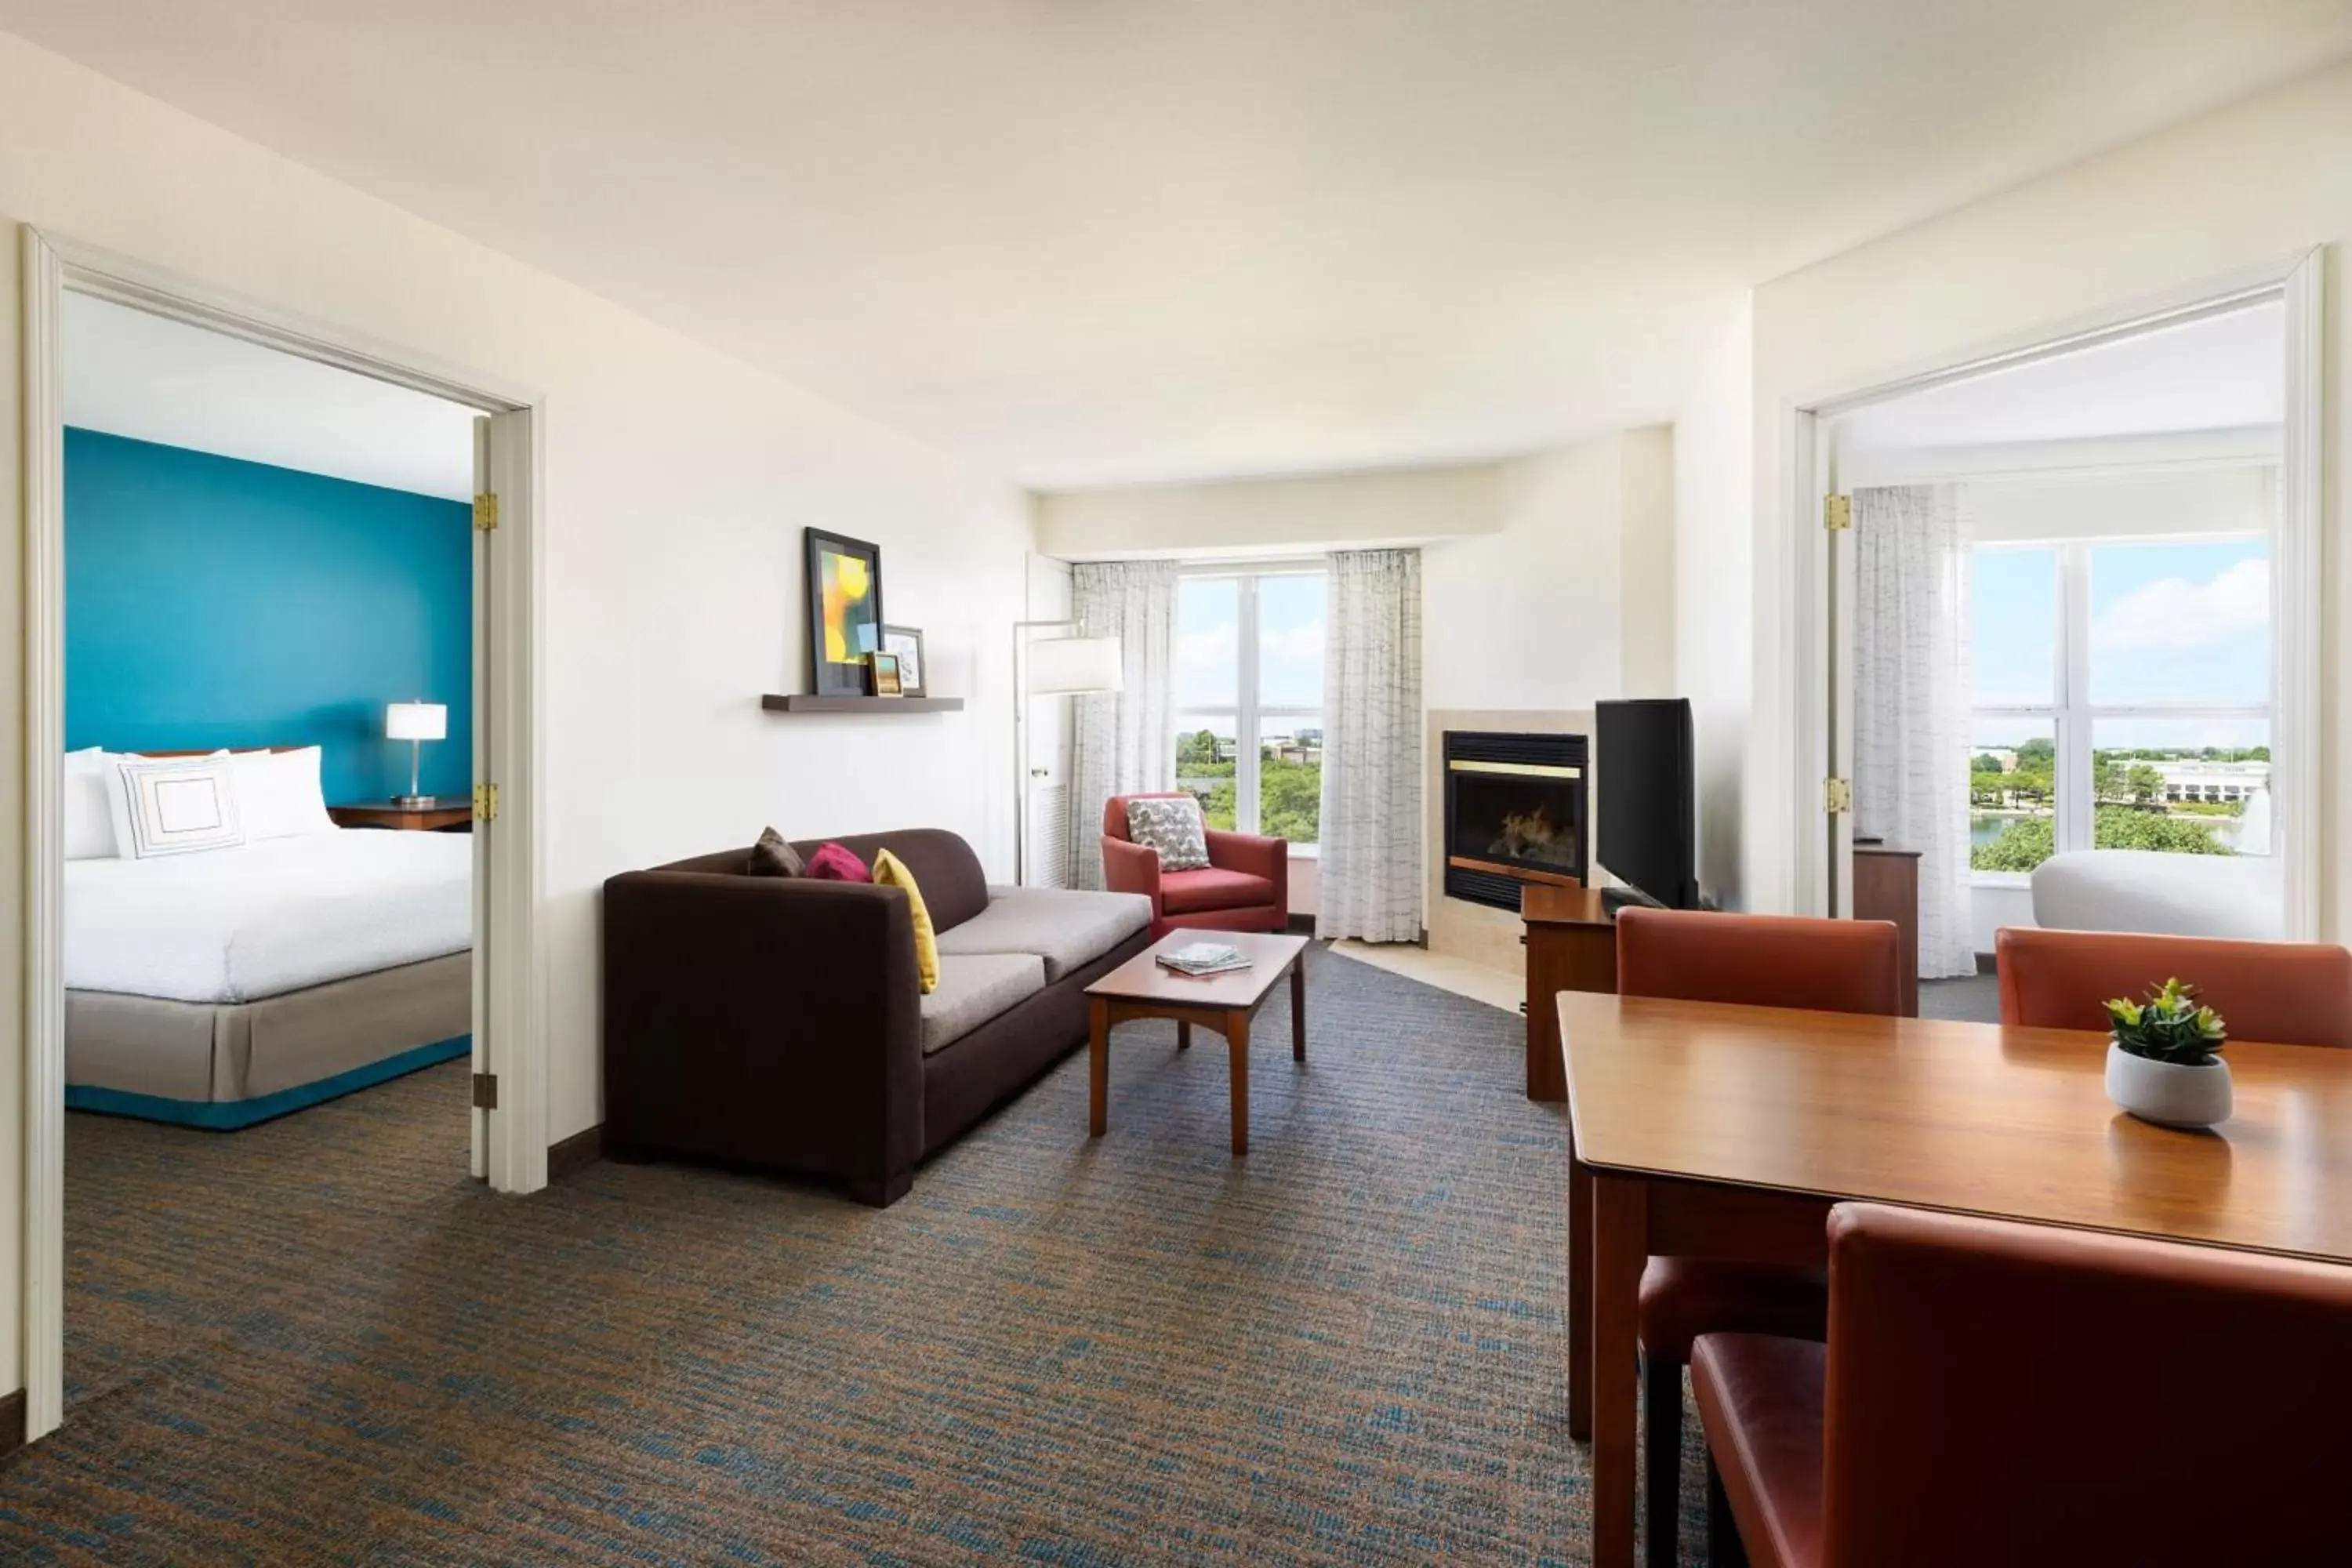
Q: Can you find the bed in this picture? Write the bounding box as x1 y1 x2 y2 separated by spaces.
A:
64 745 473 1128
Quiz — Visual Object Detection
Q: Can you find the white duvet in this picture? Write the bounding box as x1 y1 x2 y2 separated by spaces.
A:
65 829 473 1004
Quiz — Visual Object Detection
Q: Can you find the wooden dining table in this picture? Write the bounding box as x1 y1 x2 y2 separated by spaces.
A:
1558 990 2352 1568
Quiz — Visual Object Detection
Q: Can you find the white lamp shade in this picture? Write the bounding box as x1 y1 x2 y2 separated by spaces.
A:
1028 635 1123 696
386 702 448 742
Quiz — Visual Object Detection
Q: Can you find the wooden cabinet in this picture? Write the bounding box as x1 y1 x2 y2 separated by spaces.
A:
1852 841 1922 1017
1522 883 1617 1102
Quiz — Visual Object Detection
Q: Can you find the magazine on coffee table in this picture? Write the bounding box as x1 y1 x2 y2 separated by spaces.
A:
1156 941 1253 977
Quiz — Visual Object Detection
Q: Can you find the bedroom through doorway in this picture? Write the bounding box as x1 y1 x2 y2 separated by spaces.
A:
55 291 485 1414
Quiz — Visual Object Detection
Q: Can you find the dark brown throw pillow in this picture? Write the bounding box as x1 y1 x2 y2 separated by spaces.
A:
748 826 806 877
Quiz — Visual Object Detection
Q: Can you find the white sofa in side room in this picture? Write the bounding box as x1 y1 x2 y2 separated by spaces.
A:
2029 850 2283 942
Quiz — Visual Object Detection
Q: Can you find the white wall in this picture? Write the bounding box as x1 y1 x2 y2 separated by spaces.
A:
1618 426 1676 698
1036 461 1503 558
1425 429 1674 712
1672 301 1755 909
0 32 1037 1396
1679 60 2352 923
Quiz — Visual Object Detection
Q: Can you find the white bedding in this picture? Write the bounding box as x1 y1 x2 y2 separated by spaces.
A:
65 829 472 1004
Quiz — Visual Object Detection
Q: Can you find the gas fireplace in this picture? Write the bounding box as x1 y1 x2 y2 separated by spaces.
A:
1443 730 1588 911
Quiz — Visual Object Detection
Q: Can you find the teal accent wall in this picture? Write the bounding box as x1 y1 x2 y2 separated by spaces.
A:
65 427 473 803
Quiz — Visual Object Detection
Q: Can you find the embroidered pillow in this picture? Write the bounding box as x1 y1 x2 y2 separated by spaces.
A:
806 841 870 882
105 751 246 858
872 848 939 994
1125 796 1210 871
748 826 806 877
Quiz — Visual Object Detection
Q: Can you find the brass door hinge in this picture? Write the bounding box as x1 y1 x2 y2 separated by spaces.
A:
474 782 499 822
1823 493 1853 531
1823 776 1853 814
471 1072 499 1110
473 493 499 532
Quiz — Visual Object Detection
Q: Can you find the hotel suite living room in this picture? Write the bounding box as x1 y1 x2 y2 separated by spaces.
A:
0 5 2350 1566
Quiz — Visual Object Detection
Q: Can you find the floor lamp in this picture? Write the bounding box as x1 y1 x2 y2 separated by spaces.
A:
1014 622 1123 887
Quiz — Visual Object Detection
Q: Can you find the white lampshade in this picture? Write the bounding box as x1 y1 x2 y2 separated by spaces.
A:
386 702 448 742
1028 635 1123 696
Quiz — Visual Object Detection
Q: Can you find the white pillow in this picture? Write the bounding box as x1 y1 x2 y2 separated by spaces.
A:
64 747 118 860
106 750 246 858
231 747 337 840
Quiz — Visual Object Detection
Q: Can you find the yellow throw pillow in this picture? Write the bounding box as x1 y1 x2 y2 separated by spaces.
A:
872 848 939 994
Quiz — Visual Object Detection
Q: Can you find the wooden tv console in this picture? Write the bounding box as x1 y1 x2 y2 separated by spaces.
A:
1521 882 1617 1102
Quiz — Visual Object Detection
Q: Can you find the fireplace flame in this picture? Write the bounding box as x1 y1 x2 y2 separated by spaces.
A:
1490 803 1560 858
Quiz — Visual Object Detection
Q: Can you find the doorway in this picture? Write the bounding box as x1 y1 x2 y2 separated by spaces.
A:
1788 253 2321 954
20 227 546 1444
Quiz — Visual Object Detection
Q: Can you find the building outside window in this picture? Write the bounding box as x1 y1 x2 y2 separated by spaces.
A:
1174 567 1325 846
1969 532 2272 877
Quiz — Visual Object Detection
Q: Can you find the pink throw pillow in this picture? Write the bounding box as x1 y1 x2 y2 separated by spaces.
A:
806 841 870 882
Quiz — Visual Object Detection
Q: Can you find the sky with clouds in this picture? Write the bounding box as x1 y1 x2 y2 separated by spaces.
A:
1175 573 1325 731
1973 537 2270 752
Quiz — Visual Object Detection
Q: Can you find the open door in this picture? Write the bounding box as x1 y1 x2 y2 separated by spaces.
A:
470 408 535 1186
1822 426 1856 918
1024 554 1076 887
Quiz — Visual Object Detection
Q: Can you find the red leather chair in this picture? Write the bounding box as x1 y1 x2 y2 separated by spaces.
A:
1693 1202 2352 1568
1996 926 2352 1047
1613 907 1902 1568
1100 793 1287 942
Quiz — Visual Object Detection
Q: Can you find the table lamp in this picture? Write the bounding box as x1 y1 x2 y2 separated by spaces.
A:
386 701 448 807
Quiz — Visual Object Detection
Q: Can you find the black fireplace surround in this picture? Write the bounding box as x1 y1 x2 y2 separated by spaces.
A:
1443 731 1589 911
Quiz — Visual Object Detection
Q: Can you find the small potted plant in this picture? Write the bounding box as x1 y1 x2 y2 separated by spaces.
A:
2103 978 2231 1129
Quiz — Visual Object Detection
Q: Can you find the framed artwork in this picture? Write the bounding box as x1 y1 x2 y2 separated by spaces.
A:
804 529 884 696
881 624 927 698
868 652 904 696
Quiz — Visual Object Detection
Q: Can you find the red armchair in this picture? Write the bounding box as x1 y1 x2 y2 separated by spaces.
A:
1101 793 1288 942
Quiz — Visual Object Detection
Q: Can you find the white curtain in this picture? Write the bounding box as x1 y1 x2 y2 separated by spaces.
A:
1317 549 1423 942
1065 561 1177 889
1853 485 1975 979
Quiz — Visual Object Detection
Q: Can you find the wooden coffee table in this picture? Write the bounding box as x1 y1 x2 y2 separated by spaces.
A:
1085 931 1310 1155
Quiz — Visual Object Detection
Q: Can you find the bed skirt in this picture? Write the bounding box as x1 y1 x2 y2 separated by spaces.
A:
66 952 471 1130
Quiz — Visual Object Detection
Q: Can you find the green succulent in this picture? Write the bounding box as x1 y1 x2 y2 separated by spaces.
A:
2103 977 2228 1066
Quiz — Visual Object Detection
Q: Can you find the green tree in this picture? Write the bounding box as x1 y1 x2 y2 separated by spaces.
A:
1971 753 2007 774
1259 758 1322 844
2014 736 2056 770
1970 807 2231 873
1175 728 1220 768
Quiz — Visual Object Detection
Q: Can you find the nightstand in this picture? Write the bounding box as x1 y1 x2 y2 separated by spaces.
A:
328 799 475 833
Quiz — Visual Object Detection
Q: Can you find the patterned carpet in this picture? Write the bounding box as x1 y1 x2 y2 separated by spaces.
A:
2 946 1707 1565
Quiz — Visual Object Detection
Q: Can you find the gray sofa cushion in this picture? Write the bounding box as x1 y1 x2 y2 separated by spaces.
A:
939 887 1153 981
920 953 1046 1056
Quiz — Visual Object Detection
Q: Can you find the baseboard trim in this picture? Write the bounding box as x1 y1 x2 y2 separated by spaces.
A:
0 1388 24 1457
547 1122 604 1181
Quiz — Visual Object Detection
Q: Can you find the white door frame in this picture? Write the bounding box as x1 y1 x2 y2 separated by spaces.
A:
18 227 551 1443
1783 249 2323 937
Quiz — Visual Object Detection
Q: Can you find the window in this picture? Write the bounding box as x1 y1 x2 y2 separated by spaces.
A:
1174 568 1325 846
1969 535 2271 877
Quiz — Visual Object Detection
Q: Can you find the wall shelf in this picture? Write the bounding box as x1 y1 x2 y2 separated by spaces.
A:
760 694 964 714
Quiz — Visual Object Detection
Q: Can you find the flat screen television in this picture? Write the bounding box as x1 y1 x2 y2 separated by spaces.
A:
1595 698 1698 911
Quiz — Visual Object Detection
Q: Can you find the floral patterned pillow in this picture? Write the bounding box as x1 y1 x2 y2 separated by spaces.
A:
1125 796 1210 871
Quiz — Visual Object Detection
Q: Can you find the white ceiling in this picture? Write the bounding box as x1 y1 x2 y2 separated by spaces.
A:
63 292 479 501
9 2 2350 489
1838 300 2285 452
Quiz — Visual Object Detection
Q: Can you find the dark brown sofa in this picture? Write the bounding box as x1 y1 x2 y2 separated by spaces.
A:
602 829 1152 1207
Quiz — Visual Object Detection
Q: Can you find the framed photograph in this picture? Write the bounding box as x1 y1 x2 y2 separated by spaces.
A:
868 651 904 697
804 528 885 697
880 624 927 698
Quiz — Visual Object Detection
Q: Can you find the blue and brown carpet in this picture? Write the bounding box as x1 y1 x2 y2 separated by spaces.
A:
0 946 1711 1564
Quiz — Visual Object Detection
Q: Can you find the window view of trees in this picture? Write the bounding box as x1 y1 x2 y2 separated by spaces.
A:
1173 571 1324 845
1968 740 2269 871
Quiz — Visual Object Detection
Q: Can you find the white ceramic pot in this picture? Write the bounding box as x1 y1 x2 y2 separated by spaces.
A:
2106 1040 2233 1129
